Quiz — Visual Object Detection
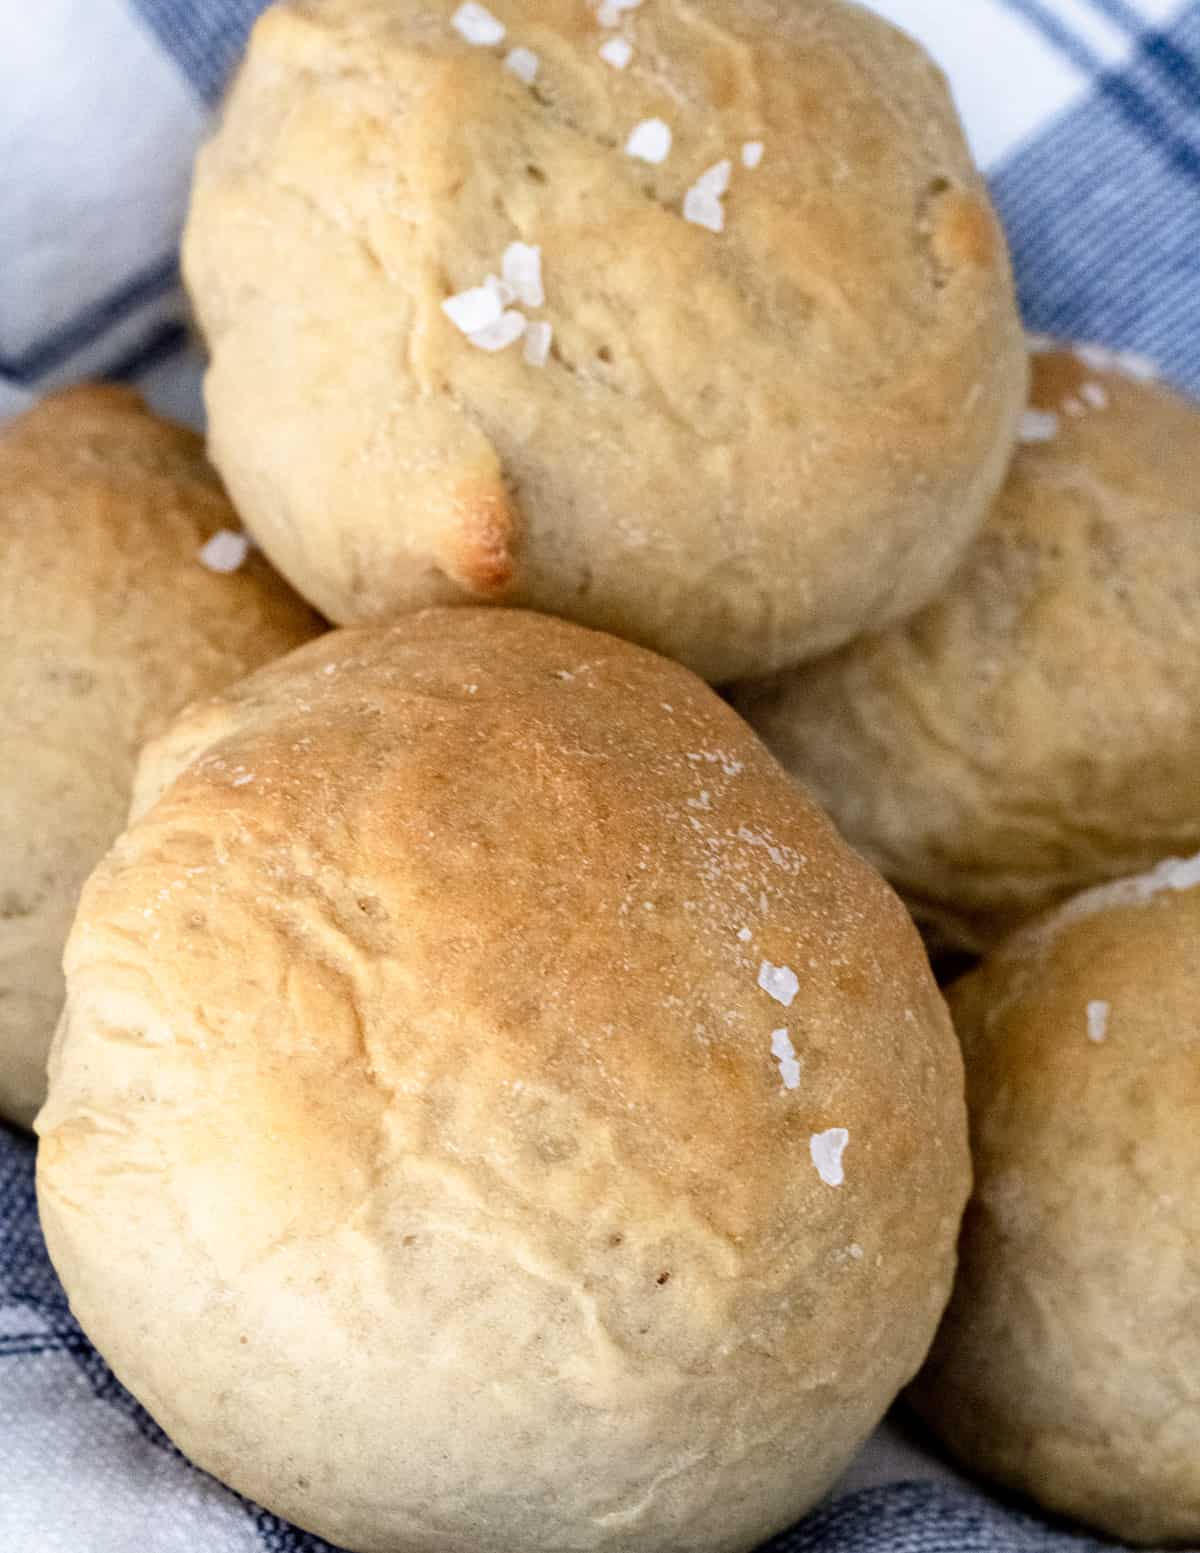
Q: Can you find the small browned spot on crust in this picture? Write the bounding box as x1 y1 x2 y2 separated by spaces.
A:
441 479 521 597
1029 350 1094 414
928 189 997 273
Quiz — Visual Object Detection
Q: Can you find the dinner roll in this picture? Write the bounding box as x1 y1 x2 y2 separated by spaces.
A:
39 609 969 1553
0 385 321 1129
732 349 1200 950
182 0 1025 682
911 856 1200 1545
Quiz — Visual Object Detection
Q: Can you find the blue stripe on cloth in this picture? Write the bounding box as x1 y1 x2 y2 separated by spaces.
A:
992 2 1200 395
1085 0 1200 108
105 319 193 382
996 0 1200 185
127 0 272 104
0 253 179 384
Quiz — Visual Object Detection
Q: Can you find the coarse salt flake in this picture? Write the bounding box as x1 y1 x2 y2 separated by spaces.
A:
502 241 545 308
469 310 528 352
683 185 725 232
770 1029 801 1091
442 284 504 335
626 118 672 164
811 1127 849 1188
737 926 752 942
696 159 732 196
199 530 251 573
598 0 641 20
742 140 764 169
600 36 633 68
485 273 517 307
1075 342 1159 381
523 319 553 367
504 46 539 83
1087 1000 1110 1044
1081 380 1109 410
1018 408 1059 444
452 2 505 46
758 960 798 1007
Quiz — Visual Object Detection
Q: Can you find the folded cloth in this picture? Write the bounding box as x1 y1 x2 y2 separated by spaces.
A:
2 2 1199 1549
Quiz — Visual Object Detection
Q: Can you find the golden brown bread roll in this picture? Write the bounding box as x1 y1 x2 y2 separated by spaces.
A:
731 349 1200 951
39 608 969 1553
182 0 1025 682
0 385 321 1129
911 856 1200 1545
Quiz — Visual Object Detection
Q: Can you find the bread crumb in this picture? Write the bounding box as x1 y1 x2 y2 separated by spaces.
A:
452 3 505 46
1086 1000 1110 1044
770 1028 801 1090
626 118 672 164
600 37 632 68
811 1128 849 1187
504 46 538 82
199 530 251 573
758 960 798 1007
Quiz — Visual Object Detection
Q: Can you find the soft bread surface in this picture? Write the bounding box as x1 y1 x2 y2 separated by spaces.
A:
0 386 320 1129
911 857 1200 1544
39 609 969 1553
183 0 1025 681
731 351 1200 949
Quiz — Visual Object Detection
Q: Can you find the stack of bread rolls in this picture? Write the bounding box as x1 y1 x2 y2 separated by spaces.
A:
2 2 1196 1550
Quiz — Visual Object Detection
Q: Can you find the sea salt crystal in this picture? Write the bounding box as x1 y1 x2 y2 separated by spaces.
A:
468 311 528 352
737 927 752 942
811 1128 849 1188
452 3 505 46
626 118 672 164
1075 342 1159 381
523 319 553 367
742 141 764 169
502 241 545 307
683 161 731 233
485 273 517 307
695 159 732 196
1086 1000 1110 1044
199 530 251 573
770 1029 801 1091
1081 380 1109 410
598 0 641 20
442 285 503 335
758 960 798 1007
504 46 539 82
1018 408 1059 444
684 186 724 232
600 37 633 68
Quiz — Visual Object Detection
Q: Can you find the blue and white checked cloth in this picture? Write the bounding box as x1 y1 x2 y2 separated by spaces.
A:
2 2 1198 1549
